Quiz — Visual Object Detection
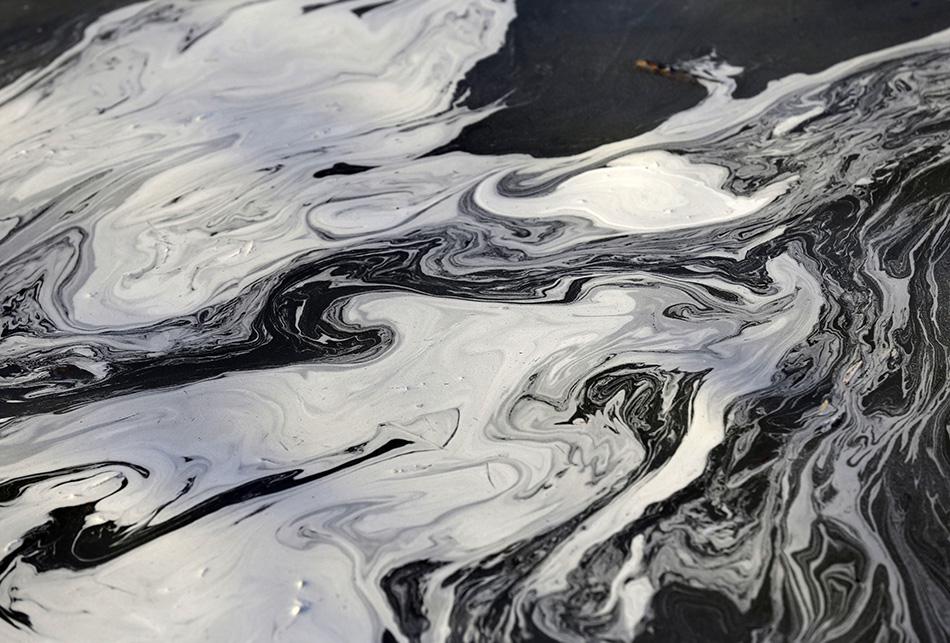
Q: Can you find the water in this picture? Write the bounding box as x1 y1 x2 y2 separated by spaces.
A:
0 1 948 640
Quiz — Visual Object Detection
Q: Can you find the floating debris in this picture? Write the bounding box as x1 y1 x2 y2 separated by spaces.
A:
634 57 701 84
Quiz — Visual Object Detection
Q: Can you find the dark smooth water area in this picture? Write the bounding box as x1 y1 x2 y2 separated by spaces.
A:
446 0 950 155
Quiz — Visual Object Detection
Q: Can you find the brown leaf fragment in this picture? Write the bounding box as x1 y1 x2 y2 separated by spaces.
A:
634 58 700 85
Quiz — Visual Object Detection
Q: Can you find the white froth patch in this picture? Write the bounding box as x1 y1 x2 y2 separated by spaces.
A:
478 150 795 233
0 0 517 329
1 261 818 641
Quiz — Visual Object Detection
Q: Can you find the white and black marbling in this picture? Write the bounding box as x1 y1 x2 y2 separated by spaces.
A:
0 1 949 641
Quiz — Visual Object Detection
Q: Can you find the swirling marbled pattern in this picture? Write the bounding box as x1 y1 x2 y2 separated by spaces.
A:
1 1 948 641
